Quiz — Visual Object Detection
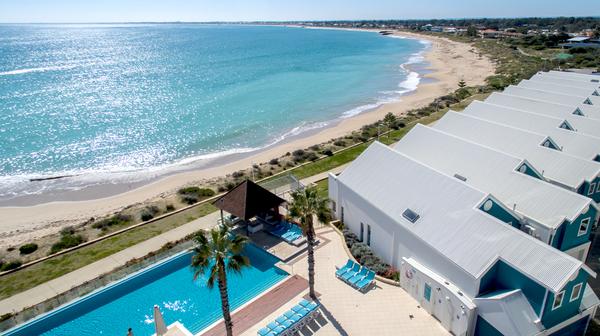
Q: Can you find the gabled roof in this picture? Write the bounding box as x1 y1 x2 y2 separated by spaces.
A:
393 125 594 229
474 289 542 336
503 85 600 107
336 142 589 293
433 112 600 190
212 180 285 220
486 92 600 122
470 98 600 161
467 100 600 139
549 70 600 83
531 73 600 90
518 79 600 99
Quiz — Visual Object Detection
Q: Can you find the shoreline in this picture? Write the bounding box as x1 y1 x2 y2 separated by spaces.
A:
0 29 495 246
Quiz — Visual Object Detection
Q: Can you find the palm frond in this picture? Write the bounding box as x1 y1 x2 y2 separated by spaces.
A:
227 254 250 275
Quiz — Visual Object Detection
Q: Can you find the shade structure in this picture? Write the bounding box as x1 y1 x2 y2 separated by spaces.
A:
153 305 168 336
212 180 286 221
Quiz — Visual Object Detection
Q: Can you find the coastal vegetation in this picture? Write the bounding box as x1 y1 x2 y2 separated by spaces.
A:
289 186 331 299
191 225 249 336
0 27 553 301
178 186 216 204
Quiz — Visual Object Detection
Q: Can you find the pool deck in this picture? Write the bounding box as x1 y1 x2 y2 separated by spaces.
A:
240 227 450 336
0 168 343 317
200 275 309 336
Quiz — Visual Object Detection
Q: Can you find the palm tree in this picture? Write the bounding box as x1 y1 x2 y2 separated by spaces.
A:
289 186 331 299
191 225 249 336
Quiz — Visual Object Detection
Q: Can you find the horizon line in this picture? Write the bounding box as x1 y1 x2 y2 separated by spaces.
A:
1 15 599 25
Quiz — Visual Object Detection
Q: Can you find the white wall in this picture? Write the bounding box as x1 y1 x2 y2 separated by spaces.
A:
331 177 481 297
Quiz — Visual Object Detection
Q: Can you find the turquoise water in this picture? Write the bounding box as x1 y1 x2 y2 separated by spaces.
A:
5 244 288 336
0 24 426 199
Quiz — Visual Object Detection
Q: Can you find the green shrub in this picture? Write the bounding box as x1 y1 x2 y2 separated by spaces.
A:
306 152 319 162
269 158 279 165
60 226 75 236
322 149 334 157
50 234 86 254
92 214 132 231
333 140 346 147
343 228 393 278
19 243 38 255
165 204 175 212
1 260 22 272
178 186 215 204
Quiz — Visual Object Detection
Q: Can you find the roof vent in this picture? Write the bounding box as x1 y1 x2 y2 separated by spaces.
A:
453 173 467 182
403 209 420 223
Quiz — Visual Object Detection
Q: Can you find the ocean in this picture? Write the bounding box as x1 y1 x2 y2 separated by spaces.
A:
0 24 428 202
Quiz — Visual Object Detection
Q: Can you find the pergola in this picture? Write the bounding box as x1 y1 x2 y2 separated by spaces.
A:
212 180 286 223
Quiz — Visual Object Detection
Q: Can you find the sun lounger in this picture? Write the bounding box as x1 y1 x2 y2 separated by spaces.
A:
347 267 369 285
340 263 360 281
258 300 321 336
356 270 376 292
335 260 354 277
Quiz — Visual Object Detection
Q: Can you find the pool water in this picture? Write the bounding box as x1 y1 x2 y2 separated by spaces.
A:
5 244 288 336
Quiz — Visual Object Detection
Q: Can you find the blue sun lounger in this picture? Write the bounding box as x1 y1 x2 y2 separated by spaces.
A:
340 263 360 281
356 270 376 292
335 260 354 277
257 300 321 336
347 267 369 285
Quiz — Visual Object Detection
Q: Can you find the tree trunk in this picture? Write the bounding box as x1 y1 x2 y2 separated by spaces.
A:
306 216 317 300
217 261 234 336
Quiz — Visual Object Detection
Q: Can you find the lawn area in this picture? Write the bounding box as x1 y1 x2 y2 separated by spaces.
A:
0 202 216 300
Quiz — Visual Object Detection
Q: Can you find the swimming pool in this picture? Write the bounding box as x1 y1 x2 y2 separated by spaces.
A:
5 243 288 336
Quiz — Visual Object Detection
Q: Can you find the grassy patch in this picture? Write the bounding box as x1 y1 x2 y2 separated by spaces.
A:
0 202 215 300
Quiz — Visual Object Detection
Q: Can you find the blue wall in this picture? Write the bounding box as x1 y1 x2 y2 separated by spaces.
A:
549 315 590 336
542 269 589 328
474 316 503 336
554 205 596 251
518 162 544 179
578 177 600 203
479 198 521 229
478 261 546 315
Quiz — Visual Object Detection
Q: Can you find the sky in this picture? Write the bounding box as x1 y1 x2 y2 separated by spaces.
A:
0 0 598 23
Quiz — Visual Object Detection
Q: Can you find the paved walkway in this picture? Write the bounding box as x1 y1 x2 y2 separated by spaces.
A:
241 228 449 336
0 168 347 316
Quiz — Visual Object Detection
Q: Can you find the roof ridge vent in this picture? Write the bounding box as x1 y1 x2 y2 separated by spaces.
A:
403 208 420 223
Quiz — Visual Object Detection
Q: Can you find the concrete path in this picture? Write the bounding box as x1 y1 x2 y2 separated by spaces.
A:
241 228 449 336
0 168 346 316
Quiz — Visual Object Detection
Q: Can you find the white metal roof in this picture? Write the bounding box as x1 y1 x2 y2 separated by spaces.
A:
393 124 593 229
549 70 600 82
530 73 600 90
336 142 588 292
517 79 600 98
466 100 600 140
486 92 600 121
503 85 600 106
474 289 542 336
432 112 600 190
471 99 600 161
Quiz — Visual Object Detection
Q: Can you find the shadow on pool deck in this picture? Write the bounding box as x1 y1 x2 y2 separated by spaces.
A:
200 275 309 336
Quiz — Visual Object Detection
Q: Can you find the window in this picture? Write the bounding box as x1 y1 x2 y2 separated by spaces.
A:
578 218 591 237
573 108 584 116
331 200 336 213
360 222 364 242
402 209 420 223
597 182 600 193
584 98 592 105
552 291 565 310
570 283 583 302
424 284 432 302
341 207 344 224
589 183 596 196
367 225 371 246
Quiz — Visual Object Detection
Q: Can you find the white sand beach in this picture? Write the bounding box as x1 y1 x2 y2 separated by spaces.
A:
0 30 495 247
